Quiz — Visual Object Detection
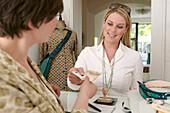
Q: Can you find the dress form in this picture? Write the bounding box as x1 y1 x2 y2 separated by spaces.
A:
57 14 66 30
40 14 79 91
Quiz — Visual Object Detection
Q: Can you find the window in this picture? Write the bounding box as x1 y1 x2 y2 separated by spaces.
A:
130 23 151 65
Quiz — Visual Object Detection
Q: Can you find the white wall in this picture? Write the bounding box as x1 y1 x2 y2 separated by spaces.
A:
62 0 82 51
165 0 170 81
72 0 82 51
28 0 82 63
28 44 40 64
95 10 105 38
82 0 95 47
150 0 170 81
62 0 71 27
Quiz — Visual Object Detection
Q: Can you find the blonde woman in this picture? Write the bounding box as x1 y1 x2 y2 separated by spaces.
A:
68 3 143 96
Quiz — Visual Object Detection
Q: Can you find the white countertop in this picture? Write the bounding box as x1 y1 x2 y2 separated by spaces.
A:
59 90 156 113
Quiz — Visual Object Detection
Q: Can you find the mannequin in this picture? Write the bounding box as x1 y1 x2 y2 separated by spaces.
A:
40 14 79 91
57 14 66 29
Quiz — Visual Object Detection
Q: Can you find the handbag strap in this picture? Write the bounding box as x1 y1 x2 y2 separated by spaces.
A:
49 30 72 58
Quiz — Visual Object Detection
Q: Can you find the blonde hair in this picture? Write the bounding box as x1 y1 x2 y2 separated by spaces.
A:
99 7 131 48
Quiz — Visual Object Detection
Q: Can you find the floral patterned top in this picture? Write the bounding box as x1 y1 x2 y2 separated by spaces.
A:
0 49 86 113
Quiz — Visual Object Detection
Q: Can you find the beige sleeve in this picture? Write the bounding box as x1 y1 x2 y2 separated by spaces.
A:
0 80 42 113
71 108 87 113
0 78 88 113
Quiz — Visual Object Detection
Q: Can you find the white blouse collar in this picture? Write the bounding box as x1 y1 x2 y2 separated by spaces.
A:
97 41 125 64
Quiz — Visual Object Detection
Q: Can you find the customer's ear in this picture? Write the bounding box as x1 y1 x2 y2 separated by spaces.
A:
124 26 129 33
103 19 106 27
28 21 36 30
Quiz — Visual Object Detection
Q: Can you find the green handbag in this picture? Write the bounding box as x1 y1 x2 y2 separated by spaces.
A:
40 57 52 79
138 81 170 100
40 30 72 79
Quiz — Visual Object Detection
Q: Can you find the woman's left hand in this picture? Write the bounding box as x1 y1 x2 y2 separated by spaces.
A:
50 84 60 97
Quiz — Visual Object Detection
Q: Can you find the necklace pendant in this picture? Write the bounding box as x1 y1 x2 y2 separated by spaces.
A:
102 87 108 99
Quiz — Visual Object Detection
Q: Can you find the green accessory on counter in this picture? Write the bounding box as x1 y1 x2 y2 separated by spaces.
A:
138 81 170 100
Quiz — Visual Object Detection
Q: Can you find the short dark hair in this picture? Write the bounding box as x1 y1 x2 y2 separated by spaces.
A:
0 0 63 38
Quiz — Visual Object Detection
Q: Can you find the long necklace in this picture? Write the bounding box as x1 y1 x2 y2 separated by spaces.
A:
102 47 115 95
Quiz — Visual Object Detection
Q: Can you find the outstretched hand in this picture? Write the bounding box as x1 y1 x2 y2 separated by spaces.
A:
79 76 98 99
73 76 98 111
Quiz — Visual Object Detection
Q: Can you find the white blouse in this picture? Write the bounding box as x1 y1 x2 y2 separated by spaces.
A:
67 42 143 96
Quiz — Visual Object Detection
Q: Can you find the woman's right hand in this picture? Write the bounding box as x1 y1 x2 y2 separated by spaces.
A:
68 67 84 85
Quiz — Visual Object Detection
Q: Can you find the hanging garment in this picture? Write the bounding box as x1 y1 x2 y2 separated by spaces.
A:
40 27 79 91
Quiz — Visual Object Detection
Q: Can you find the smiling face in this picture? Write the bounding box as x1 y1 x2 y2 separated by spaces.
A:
103 12 128 45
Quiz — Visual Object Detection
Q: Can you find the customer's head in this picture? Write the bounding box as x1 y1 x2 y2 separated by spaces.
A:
0 0 63 39
99 3 131 48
